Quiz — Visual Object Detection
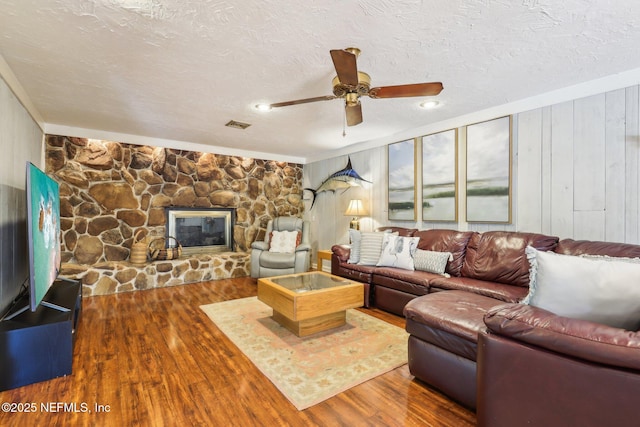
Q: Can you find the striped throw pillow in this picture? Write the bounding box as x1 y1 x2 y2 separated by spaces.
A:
347 229 362 264
358 231 396 265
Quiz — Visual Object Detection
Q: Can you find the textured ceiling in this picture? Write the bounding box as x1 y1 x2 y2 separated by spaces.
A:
1 0 639 163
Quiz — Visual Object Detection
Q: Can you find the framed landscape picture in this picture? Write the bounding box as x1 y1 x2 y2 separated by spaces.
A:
465 116 512 223
388 139 416 221
422 129 457 222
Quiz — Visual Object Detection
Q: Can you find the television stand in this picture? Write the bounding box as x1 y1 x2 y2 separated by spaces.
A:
3 298 71 321
0 278 82 391
40 301 71 312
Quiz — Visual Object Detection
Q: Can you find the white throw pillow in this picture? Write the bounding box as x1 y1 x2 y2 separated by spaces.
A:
413 249 453 277
377 235 420 270
358 231 396 265
268 230 299 253
348 229 362 264
523 246 640 330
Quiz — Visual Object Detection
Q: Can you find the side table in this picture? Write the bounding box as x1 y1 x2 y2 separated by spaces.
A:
317 249 332 272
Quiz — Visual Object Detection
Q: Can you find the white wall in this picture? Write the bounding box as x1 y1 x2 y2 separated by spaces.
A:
0 75 44 314
303 84 640 262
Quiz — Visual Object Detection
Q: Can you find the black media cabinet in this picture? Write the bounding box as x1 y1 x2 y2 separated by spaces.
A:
0 278 82 391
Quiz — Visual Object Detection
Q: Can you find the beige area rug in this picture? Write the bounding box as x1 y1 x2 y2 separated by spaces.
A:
200 297 408 410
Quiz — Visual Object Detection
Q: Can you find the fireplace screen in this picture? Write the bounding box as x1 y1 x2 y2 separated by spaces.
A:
166 208 234 254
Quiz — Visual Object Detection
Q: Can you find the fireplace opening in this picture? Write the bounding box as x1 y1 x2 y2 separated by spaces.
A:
166 207 235 254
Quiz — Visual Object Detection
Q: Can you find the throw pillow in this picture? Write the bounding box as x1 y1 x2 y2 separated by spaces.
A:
413 250 453 277
522 246 640 330
376 234 420 270
348 229 362 264
358 231 396 265
580 253 640 264
268 230 301 253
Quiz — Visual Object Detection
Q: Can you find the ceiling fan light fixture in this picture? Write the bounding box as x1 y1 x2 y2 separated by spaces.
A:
345 92 360 107
420 100 441 109
332 71 371 97
260 47 443 127
254 103 272 112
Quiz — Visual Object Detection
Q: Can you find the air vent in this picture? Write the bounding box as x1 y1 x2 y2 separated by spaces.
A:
225 120 251 130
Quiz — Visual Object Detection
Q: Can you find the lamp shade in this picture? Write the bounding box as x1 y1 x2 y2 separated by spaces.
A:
344 199 368 217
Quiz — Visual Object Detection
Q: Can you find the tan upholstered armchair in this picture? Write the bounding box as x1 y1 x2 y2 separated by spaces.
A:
250 217 310 278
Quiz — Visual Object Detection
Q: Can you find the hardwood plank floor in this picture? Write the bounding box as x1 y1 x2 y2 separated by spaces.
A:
0 278 476 426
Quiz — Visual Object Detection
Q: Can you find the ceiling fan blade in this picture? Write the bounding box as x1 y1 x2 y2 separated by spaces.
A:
345 103 363 126
269 95 336 108
368 82 443 98
330 49 359 86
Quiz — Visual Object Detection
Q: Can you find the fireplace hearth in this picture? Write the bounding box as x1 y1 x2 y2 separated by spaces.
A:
166 207 235 254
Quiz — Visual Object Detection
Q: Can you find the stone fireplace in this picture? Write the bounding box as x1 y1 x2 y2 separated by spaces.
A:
45 135 304 296
166 207 235 254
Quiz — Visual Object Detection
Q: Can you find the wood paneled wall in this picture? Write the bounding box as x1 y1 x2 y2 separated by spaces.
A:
303 85 640 263
0 76 43 314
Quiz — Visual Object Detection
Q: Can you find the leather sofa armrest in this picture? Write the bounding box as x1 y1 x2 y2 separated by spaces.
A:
484 303 640 371
331 244 351 263
251 241 269 250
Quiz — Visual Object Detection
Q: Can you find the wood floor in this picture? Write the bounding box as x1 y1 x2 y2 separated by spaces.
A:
0 278 476 427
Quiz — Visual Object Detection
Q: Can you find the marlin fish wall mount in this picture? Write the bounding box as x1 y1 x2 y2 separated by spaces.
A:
304 157 371 209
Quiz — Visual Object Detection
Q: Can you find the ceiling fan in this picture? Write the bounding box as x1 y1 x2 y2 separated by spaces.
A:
260 47 443 127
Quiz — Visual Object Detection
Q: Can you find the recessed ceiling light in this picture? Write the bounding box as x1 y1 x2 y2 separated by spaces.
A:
420 100 441 109
255 103 272 112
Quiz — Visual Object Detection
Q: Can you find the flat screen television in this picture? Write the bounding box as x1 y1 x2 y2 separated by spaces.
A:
26 162 62 312
4 162 65 320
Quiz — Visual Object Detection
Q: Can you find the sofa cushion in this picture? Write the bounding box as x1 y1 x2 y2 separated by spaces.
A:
377 226 418 237
430 276 528 303
336 261 377 275
460 231 558 287
371 267 432 294
555 238 640 258
332 261 376 284
377 234 420 270
413 249 452 276
484 303 640 371
413 229 476 277
404 291 500 361
523 247 640 330
259 251 296 268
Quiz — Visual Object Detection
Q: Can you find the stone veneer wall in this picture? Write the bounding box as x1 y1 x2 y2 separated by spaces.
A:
46 135 304 296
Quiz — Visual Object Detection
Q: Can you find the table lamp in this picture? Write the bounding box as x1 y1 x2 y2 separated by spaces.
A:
344 199 368 230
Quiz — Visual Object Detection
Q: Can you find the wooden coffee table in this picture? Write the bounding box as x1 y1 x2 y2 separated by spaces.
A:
257 271 364 337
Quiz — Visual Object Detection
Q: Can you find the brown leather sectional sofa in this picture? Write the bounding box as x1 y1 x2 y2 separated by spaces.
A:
331 228 640 426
